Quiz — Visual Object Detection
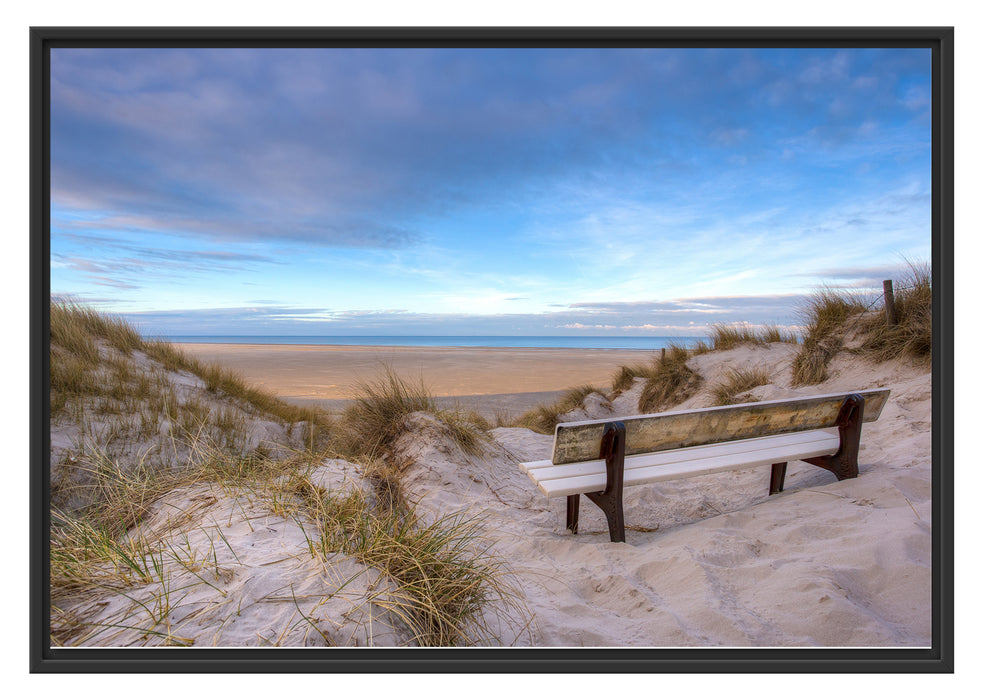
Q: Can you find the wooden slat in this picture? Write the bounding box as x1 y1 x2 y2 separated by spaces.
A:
526 430 837 484
526 429 838 483
517 460 547 475
551 389 890 465
533 430 841 498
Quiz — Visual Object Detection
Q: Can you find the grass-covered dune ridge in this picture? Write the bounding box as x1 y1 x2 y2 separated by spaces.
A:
791 263 931 385
51 301 332 431
50 300 334 512
49 301 527 647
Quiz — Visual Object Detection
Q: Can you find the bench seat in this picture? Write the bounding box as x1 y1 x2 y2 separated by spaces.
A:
521 428 840 498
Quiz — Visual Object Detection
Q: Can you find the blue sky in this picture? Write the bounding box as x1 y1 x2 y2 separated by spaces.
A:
49 47 932 337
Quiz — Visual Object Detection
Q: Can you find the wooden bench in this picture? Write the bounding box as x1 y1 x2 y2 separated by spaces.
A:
520 389 891 542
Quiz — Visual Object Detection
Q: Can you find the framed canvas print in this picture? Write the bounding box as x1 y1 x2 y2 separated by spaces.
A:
30 26 953 672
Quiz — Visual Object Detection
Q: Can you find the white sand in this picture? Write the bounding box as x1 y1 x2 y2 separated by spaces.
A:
51 341 932 647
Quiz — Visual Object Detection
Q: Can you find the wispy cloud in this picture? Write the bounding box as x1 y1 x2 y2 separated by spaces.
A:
790 262 926 292
795 264 910 281
51 230 283 291
570 294 808 315
117 291 813 336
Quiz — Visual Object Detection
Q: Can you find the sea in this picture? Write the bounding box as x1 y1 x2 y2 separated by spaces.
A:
164 335 687 351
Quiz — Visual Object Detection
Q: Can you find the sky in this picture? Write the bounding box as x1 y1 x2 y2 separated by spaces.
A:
49 46 933 337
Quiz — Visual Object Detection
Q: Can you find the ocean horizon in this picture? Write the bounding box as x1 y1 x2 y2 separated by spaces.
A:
162 335 692 351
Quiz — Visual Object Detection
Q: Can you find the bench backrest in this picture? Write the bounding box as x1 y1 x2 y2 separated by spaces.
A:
551 389 891 465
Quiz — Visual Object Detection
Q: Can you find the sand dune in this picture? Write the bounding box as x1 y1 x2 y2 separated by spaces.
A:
51 341 932 647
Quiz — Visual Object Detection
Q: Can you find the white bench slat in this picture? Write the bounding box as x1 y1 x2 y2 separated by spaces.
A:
524 429 840 498
521 429 838 480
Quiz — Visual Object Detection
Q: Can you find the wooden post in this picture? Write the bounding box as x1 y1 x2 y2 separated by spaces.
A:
883 280 898 326
660 347 666 363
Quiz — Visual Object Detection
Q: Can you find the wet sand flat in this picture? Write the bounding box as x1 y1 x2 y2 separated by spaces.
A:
174 343 654 410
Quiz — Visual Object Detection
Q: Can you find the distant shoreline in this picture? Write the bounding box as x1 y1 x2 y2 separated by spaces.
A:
161 335 689 351
172 341 657 353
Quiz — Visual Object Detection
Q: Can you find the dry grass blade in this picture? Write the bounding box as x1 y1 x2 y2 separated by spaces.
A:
611 362 658 393
512 384 608 435
436 408 491 456
791 286 867 386
856 262 932 364
759 324 798 344
65 447 182 537
333 367 437 460
51 300 143 357
638 343 702 413
708 323 764 351
334 365 488 459
50 509 157 597
709 366 770 406
295 476 528 646
50 300 335 460
707 323 797 351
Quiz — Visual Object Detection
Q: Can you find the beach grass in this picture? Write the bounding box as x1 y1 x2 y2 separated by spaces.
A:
791 288 867 385
856 262 932 363
608 325 793 407
709 366 771 406
611 362 659 393
707 323 764 350
512 384 609 434
437 408 492 456
49 440 252 605
707 322 798 350
295 480 526 646
330 369 435 459
332 366 490 460
50 301 143 358
260 457 529 646
638 343 703 413
791 264 931 385
50 300 335 469
759 324 799 344
50 406 521 646
524 323 793 422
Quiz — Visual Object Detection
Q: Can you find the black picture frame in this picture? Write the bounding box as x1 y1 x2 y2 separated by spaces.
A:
30 25 954 673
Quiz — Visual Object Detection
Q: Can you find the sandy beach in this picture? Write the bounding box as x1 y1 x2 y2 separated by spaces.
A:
174 343 655 416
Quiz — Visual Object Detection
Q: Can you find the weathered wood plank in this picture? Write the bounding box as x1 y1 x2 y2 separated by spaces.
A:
551 389 890 465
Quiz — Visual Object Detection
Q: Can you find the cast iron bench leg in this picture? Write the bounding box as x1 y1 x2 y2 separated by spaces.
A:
803 393 866 481
566 494 580 534
583 421 627 543
769 462 788 495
